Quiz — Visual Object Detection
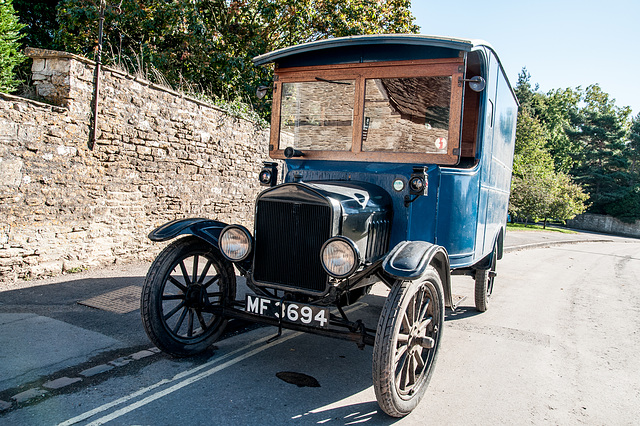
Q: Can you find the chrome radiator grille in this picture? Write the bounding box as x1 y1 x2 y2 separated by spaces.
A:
253 199 332 292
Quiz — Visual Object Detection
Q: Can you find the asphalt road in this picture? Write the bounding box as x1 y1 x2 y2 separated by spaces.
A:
2 238 639 425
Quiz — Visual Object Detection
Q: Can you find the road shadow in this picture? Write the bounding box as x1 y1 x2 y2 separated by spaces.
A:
445 305 482 321
0 275 149 346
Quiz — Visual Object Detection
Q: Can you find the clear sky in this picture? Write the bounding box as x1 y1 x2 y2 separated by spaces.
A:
410 0 639 117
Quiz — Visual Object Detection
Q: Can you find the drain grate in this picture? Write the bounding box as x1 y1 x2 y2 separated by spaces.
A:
78 286 142 314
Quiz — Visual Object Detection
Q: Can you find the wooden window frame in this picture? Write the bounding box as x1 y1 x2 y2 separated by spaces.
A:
269 58 465 165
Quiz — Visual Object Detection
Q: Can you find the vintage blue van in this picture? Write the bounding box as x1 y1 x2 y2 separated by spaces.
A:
141 34 518 417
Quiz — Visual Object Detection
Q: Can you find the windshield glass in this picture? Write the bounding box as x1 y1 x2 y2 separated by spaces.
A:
279 80 355 151
362 76 451 153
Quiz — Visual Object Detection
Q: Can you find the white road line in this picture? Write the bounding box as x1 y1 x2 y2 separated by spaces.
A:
85 331 301 426
57 332 290 426
59 304 365 426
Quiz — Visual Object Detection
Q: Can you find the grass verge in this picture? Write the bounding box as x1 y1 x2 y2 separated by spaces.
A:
506 223 577 234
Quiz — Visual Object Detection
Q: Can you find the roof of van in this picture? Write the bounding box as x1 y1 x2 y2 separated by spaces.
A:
252 34 494 67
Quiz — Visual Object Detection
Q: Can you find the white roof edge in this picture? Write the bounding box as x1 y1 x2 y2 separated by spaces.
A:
252 34 493 66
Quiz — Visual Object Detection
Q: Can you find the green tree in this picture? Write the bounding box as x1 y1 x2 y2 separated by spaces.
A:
514 68 582 173
567 84 632 213
509 110 556 224
509 109 589 226
536 87 582 173
13 0 61 50
0 0 25 92
627 113 640 186
55 0 418 115
548 172 589 224
604 113 640 222
511 109 554 177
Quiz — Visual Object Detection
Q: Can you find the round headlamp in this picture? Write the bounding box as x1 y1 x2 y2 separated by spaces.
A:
259 169 273 185
219 225 252 261
320 237 360 278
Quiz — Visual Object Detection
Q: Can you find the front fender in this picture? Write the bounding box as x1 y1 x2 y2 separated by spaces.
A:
382 240 453 308
149 218 228 247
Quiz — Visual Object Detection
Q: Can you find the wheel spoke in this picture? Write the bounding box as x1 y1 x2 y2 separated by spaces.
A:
417 317 433 333
408 354 416 387
198 260 213 284
397 352 410 391
397 333 410 344
203 274 220 289
415 292 422 321
414 349 425 371
196 310 209 331
402 353 413 390
179 261 191 285
187 309 194 337
407 297 416 326
206 291 222 298
172 307 188 334
192 255 199 285
418 294 431 320
168 276 187 293
395 342 408 362
401 311 411 332
162 294 185 301
163 301 185 321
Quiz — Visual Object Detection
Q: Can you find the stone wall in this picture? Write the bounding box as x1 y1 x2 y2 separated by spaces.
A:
567 213 640 239
0 48 270 282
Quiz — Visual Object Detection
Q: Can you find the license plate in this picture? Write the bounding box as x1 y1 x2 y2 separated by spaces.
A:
245 294 329 328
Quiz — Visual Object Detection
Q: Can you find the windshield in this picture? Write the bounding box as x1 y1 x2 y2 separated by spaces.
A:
279 80 355 151
362 77 451 153
271 59 463 164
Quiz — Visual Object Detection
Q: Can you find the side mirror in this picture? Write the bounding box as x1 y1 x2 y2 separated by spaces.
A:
460 76 486 92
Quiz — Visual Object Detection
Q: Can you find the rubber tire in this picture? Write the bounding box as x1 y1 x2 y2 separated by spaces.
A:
474 247 496 312
141 236 236 357
372 266 445 417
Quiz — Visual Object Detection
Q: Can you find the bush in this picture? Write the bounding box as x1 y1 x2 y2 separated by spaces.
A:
0 0 25 92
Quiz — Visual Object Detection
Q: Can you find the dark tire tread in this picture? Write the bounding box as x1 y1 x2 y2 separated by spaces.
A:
474 268 489 312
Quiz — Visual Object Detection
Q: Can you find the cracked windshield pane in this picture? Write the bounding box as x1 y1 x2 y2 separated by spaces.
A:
362 76 451 153
279 80 355 151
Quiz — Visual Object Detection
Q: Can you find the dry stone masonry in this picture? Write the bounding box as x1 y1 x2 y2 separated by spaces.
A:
0 48 270 282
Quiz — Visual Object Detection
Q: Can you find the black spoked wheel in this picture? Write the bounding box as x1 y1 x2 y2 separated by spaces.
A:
141 236 236 357
474 246 497 312
373 266 444 417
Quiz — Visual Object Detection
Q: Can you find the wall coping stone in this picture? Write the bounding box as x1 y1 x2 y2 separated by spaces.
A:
24 47 264 128
25 47 92 64
0 92 68 113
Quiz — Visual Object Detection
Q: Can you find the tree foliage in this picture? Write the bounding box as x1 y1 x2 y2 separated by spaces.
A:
567 85 632 213
13 0 61 50
55 0 418 113
513 67 640 223
509 108 588 225
0 0 25 92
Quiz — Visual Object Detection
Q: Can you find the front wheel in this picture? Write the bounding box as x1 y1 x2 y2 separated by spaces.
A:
141 237 236 357
372 267 445 417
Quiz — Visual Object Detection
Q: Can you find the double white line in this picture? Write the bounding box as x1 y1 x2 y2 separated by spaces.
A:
58 330 302 426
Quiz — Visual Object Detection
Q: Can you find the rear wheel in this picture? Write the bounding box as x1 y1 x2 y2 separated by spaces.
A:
141 237 236 356
474 247 496 312
373 267 445 417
